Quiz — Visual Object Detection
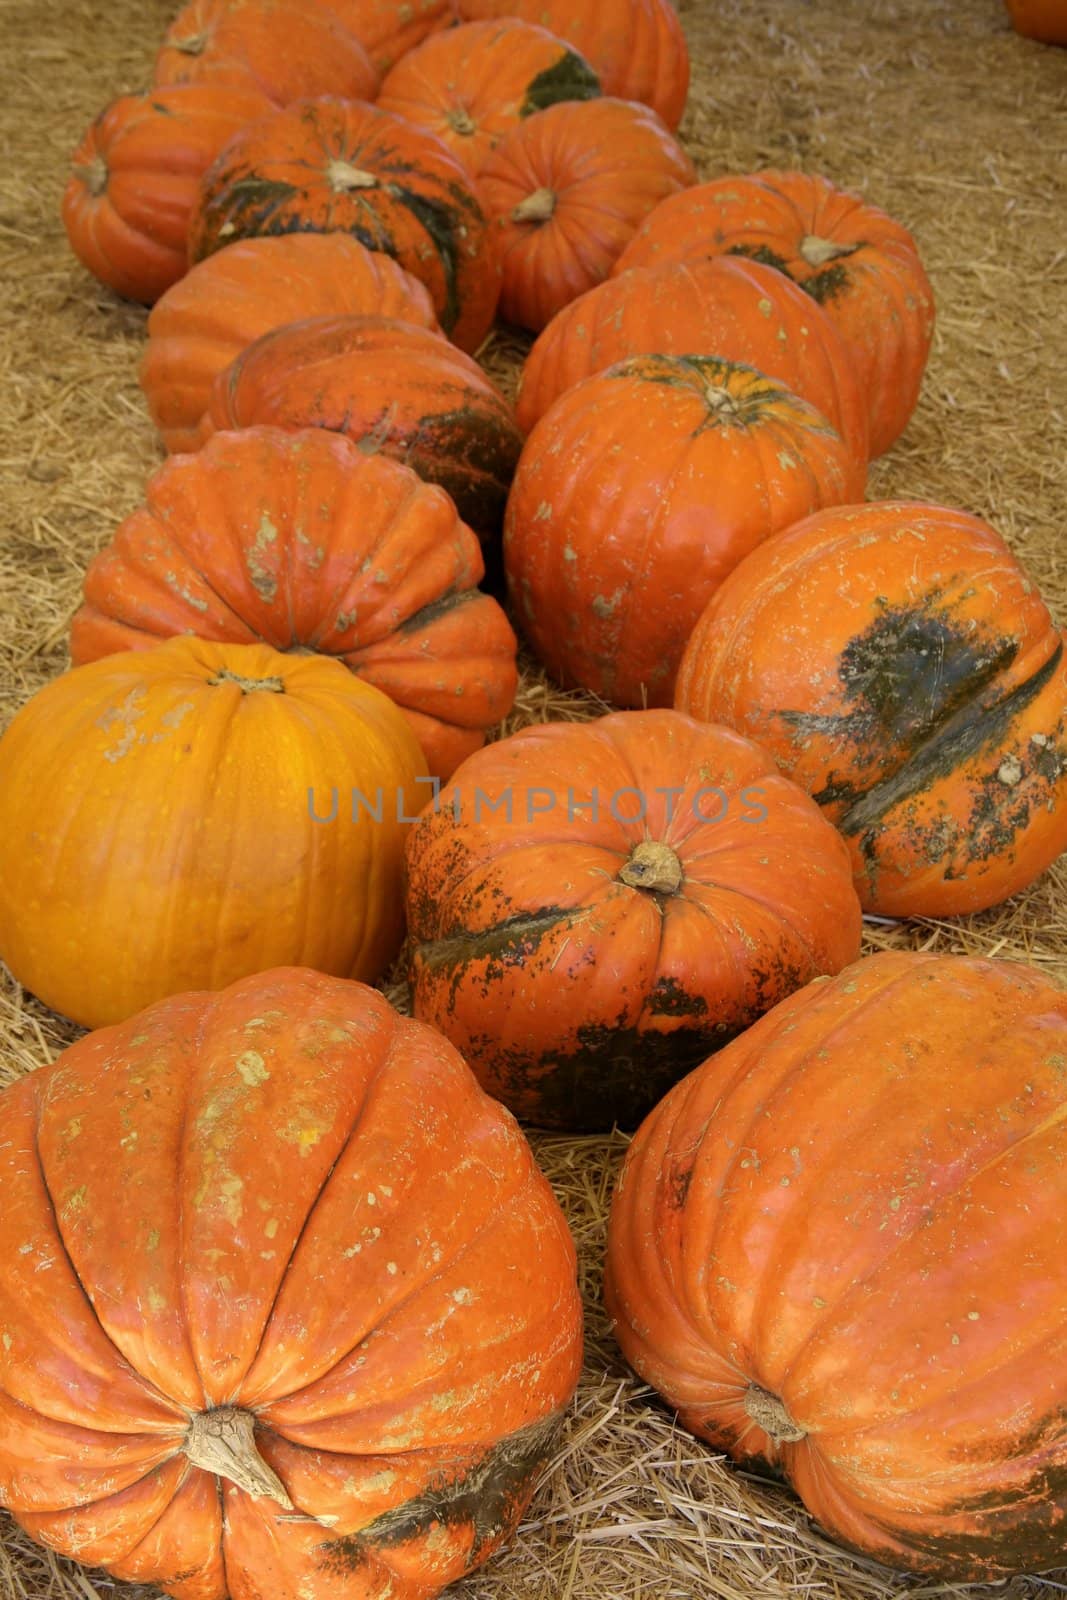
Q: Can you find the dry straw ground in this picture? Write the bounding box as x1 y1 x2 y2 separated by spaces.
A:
1 0 1067 1595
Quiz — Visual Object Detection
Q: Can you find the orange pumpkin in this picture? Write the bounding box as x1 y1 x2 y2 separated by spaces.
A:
0 965 583 1599
478 97 697 332
61 82 274 305
613 170 936 457
0 637 427 1029
1004 0 1067 42
189 96 500 353
317 0 453 72
605 949 1067 1580
674 500 1067 917
154 0 379 104
406 709 863 1131
504 357 858 707
140 234 439 452
71 428 518 781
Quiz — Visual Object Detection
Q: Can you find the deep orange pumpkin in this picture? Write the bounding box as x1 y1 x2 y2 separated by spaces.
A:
605 949 1067 1580
140 234 439 453
613 170 936 457
61 83 274 304
674 500 1067 917
0 965 583 1599
70 428 519 781
478 97 697 332
504 356 858 707
154 0 380 104
188 96 501 353
1004 0 1067 42
405 709 862 1131
317 0 453 72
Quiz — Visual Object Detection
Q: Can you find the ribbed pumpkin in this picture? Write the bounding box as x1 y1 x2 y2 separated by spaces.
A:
1005 0 1067 42
454 0 690 130
376 20 601 179
0 637 426 1029
504 357 858 708
70 428 519 781
515 255 869 475
318 0 453 72
0 965 583 1600
605 949 1067 1580
154 0 379 104
61 83 274 305
613 171 936 457
140 234 439 452
188 96 500 352
674 500 1067 917
406 710 862 1132
478 98 697 332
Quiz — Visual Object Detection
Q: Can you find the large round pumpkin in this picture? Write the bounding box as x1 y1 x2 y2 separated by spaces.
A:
188 96 500 353
0 637 427 1029
504 356 858 707
70 428 518 781
674 500 1067 917
605 949 1067 1580
405 709 863 1131
61 82 274 305
478 97 697 332
318 0 453 72
613 170 936 457
1004 0 1067 43
140 234 439 453
0 965 583 1600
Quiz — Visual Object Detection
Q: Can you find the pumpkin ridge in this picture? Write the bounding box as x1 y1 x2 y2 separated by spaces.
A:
395 588 480 635
377 183 467 334
413 905 583 976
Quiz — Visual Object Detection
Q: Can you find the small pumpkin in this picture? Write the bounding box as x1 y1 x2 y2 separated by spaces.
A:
140 233 439 453
674 500 1067 917
154 0 379 104
0 637 427 1029
405 709 862 1131
613 170 936 457
61 82 274 305
0 965 583 1600
505 356 858 707
478 97 697 332
376 20 601 179
605 949 1067 1580
71 427 519 781
189 96 501 353
317 0 453 72
1004 0 1067 42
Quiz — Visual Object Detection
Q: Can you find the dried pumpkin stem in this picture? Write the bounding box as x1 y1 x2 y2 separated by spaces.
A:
447 107 477 137
512 186 557 224
80 155 108 198
183 1407 294 1508
617 840 684 895
744 1385 807 1443
170 29 207 55
326 159 380 193
799 233 859 267
208 670 285 694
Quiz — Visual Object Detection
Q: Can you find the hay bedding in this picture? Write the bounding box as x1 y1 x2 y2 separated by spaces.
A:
1 0 1066 1593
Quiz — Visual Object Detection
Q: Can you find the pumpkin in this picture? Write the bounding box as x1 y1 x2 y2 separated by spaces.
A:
0 965 583 1600
0 637 427 1029
674 500 1067 917
61 82 274 305
200 315 523 558
154 0 379 105
70 427 519 782
140 234 439 453
605 949 1067 1580
376 20 601 180
1004 0 1067 43
613 170 936 457
478 97 697 332
317 0 454 72
454 0 690 130
504 357 858 708
515 255 869 475
189 96 501 353
405 710 862 1131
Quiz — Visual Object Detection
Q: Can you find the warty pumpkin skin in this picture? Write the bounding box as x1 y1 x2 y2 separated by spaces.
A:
318 0 454 73
188 96 501 353
504 356 859 708
405 709 863 1132
140 233 440 453
0 637 427 1029
605 949 1067 1580
61 83 275 305
674 500 1067 917
0 965 583 1600
376 20 601 180
1005 0 1067 43
70 427 518 782
613 170 936 457
478 98 698 332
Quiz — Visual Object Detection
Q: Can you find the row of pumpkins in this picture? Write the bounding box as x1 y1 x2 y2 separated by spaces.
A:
0 0 1065 1596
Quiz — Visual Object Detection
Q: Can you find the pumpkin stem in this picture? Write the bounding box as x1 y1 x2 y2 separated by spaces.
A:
744 1385 807 1444
617 840 684 896
799 234 859 268
326 159 380 193
208 670 285 694
183 1407 294 1508
702 384 741 420
170 28 207 55
512 186 557 224
447 106 477 137
79 155 108 198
